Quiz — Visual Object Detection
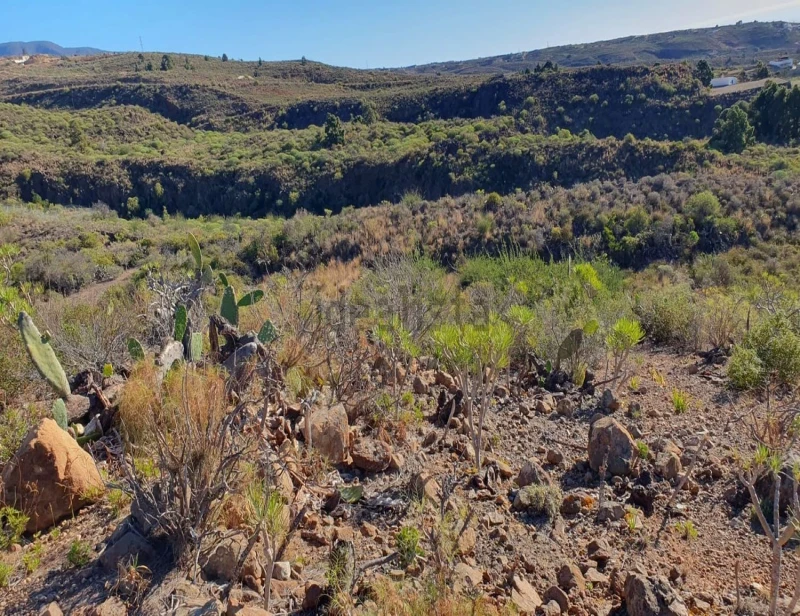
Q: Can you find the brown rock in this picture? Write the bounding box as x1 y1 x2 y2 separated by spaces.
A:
389 452 405 470
413 375 430 395
3 418 105 533
410 472 440 504
585 568 609 584
557 563 585 592
40 603 64 616
201 535 262 585
541 600 562 616
351 439 392 472
306 404 349 465
64 394 92 423
90 597 128 616
457 526 477 555
302 580 325 610
360 522 378 538
655 451 683 481
100 531 155 570
588 417 636 477
453 563 482 593
546 449 564 465
544 585 569 612
517 459 552 488
560 494 582 516
511 575 542 614
435 370 457 392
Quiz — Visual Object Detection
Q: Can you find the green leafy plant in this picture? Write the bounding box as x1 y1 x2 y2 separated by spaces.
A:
0 562 11 587
728 346 763 390
636 441 650 461
67 539 92 567
0 506 29 549
102 363 114 378
396 525 423 568
674 520 698 541
23 542 43 574
606 318 644 388
672 389 689 414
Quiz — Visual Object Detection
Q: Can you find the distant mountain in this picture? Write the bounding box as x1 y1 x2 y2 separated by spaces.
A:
0 41 106 57
404 21 800 74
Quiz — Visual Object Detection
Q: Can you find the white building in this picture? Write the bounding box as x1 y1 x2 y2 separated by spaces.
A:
13 55 30 65
769 58 794 70
710 77 738 88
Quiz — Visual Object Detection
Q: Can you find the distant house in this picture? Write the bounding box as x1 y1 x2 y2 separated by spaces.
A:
769 57 794 70
711 77 738 88
13 55 30 65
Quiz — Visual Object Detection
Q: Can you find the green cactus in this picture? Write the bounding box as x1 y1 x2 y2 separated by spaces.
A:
237 290 264 307
218 272 229 287
18 312 71 398
220 286 239 326
190 332 203 362
555 328 584 372
127 337 145 361
258 319 278 344
201 264 214 285
188 232 203 271
174 304 188 342
52 398 68 430
102 363 113 378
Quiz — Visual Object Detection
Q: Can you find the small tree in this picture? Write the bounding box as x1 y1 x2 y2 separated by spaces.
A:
373 315 418 417
221 53 229 62
431 316 513 471
160 54 173 71
694 60 714 87
606 318 644 388
709 104 755 154
755 61 770 80
324 113 345 146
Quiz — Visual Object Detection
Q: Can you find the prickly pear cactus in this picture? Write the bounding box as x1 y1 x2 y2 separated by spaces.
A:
190 332 203 362
51 398 68 430
174 305 188 342
188 232 203 271
258 319 278 344
237 290 264 307
127 337 145 361
220 286 239 326
18 312 71 398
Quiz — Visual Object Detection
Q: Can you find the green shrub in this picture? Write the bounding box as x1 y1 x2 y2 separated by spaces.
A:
513 484 562 520
396 526 423 568
634 285 700 349
0 562 11 587
742 315 800 386
67 540 92 567
728 346 764 389
0 507 29 549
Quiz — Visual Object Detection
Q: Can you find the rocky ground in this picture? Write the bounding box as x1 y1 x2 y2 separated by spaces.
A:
0 344 790 616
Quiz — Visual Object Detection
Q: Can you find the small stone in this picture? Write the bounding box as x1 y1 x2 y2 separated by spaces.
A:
511 575 542 613
557 563 586 592
544 585 569 612
601 389 621 412
422 430 439 448
560 494 582 516
596 501 625 522
413 375 429 395
40 603 63 616
517 459 552 488
100 531 155 570
541 600 562 616
556 398 573 417
546 449 564 465
272 561 291 581
360 522 378 538
585 568 608 584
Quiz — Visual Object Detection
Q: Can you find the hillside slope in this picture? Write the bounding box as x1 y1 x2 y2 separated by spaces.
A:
405 21 800 74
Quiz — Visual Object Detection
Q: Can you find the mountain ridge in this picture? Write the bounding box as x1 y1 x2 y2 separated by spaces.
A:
0 41 106 57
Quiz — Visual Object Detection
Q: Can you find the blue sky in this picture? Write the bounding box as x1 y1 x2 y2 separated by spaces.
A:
4 0 800 67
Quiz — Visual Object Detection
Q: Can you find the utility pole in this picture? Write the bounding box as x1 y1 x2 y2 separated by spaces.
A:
139 36 144 53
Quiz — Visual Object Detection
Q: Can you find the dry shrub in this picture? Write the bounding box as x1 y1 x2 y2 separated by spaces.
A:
118 360 227 447
365 576 507 616
121 363 255 565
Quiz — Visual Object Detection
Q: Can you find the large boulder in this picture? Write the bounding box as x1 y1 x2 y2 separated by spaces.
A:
3 418 104 533
305 404 350 465
624 573 688 616
588 417 637 477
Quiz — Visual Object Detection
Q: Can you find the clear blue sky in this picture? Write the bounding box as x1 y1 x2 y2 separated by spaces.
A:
4 0 800 67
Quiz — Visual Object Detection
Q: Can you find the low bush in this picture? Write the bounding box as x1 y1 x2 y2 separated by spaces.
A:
728 346 764 390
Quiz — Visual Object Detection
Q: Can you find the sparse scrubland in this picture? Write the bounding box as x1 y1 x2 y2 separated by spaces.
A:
3 39 800 616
